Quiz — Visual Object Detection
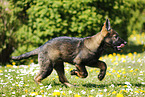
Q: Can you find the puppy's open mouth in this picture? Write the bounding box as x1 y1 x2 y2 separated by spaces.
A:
116 44 125 51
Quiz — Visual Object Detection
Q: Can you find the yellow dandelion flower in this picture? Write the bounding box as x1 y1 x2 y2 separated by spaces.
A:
52 92 60 96
96 70 99 73
132 30 136 34
124 85 128 87
108 67 111 70
120 90 127 93
94 68 97 70
114 62 118 65
134 52 137 55
111 59 115 63
62 92 66 96
135 69 138 71
122 60 126 63
90 69 93 72
6 64 13 67
30 59 33 63
118 58 121 61
117 74 121 78
137 54 140 57
74 94 81 97
25 89 28 93
116 93 124 97
12 62 16 65
128 53 133 57
88 96 93 97
41 90 44 93
69 68 73 71
24 84 27 86
99 57 103 60
108 54 113 58
106 72 111 75
112 70 116 73
107 93 110 95
113 53 116 56
30 92 38 96
133 73 136 75
135 91 139 93
16 85 19 87
123 90 127 93
75 77 79 79
112 91 117 94
56 76 59 78
118 70 121 73
121 55 126 58
65 69 69 71
122 71 126 74
129 70 133 72
117 54 121 57
0 70 2 73
139 89 145 93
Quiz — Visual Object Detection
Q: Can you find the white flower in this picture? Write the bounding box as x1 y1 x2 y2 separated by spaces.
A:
125 82 132 86
104 89 107 92
91 89 95 92
54 90 60 92
40 86 43 89
46 84 52 90
138 77 143 81
110 84 115 87
22 95 26 97
36 95 42 97
126 87 133 91
96 95 103 97
81 90 86 94
12 92 15 94
69 90 72 94
141 82 145 85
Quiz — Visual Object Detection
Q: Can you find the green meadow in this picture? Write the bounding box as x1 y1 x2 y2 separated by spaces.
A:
0 32 145 97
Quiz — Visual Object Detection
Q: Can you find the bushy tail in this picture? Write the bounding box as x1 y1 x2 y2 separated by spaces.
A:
12 48 39 60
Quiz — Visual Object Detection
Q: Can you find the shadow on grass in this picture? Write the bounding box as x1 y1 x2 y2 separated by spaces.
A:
104 44 144 55
82 82 145 88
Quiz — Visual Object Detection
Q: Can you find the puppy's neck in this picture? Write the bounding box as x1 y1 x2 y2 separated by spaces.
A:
84 31 108 53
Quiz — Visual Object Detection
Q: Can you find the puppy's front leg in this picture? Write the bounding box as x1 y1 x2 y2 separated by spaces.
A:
70 64 88 78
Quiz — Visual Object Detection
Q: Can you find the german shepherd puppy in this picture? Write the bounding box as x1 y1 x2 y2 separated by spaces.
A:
12 19 127 87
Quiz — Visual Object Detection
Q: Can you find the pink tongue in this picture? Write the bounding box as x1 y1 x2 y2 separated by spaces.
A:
117 44 125 48
120 44 125 48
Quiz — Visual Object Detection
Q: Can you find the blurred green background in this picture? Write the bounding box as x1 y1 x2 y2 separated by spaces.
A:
0 0 145 65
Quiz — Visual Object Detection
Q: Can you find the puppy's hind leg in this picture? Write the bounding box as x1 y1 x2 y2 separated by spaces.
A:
34 60 53 85
54 62 73 87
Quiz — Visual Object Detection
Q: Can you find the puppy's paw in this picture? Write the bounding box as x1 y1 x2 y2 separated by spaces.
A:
98 73 105 81
70 69 77 75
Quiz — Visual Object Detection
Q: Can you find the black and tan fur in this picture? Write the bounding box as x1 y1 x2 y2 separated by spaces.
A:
12 19 127 87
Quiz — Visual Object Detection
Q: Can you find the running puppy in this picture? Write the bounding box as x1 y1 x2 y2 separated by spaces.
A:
12 19 127 87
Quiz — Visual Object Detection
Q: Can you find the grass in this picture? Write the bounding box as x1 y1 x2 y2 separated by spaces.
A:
0 32 145 97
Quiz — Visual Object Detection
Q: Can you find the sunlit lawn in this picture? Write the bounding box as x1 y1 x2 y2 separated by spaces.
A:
0 32 145 97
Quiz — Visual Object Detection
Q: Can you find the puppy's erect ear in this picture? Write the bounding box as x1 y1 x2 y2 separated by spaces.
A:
105 18 111 31
101 19 111 36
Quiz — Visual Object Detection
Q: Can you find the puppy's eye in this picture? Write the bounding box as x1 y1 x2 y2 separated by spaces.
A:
115 36 118 39
113 35 118 40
